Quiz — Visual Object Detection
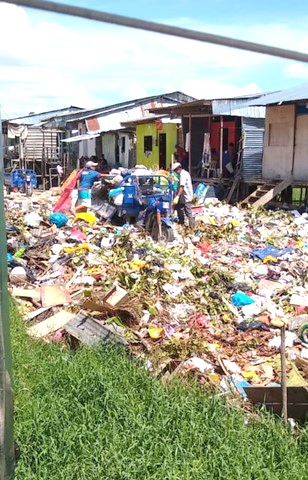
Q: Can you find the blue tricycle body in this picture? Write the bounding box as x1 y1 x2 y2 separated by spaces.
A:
113 173 175 242
4 169 37 196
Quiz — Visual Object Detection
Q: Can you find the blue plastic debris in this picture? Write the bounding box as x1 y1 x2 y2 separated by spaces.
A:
231 291 255 307
49 213 68 228
250 245 293 260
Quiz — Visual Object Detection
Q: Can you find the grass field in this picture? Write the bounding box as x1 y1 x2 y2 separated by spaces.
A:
11 303 308 480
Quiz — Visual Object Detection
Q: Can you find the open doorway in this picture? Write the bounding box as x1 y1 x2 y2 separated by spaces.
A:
159 133 166 169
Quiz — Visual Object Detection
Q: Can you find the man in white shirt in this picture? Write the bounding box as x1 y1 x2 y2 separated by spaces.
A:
172 162 195 229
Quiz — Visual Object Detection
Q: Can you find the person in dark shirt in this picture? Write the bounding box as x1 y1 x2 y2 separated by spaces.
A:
174 144 189 170
76 160 103 209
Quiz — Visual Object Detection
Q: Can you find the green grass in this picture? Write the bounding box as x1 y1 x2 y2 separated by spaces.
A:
11 303 308 480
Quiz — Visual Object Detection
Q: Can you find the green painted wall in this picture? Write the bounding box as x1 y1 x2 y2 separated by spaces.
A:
136 122 178 169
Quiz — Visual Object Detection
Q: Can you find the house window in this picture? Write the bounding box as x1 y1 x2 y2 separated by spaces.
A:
144 135 153 153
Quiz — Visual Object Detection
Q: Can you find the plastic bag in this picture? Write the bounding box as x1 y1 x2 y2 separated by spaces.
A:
231 291 255 307
24 211 42 228
49 213 68 228
74 212 96 226
114 193 124 206
251 245 293 260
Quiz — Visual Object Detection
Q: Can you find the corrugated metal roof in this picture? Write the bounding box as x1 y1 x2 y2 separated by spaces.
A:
86 102 185 133
64 91 196 124
247 82 308 106
61 133 100 143
7 106 83 126
211 98 265 118
150 94 265 118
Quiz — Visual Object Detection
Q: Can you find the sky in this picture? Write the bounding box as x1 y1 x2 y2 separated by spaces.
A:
1 0 308 118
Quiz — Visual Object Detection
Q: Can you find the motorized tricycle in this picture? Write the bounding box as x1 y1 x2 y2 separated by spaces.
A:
4 169 37 196
113 173 175 243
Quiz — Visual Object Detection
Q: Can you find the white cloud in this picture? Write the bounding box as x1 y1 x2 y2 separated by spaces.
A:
0 2 307 117
181 80 261 100
284 63 308 79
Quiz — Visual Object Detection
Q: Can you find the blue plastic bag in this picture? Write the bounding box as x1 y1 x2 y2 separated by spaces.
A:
251 245 293 260
49 213 68 228
231 291 255 307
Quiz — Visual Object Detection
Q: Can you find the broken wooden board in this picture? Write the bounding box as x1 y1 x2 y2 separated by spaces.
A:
27 310 77 338
64 313 128 346
40 284 71 307
244 385 308 420
27 306 52 321
60 169 78 193
12 288 41 302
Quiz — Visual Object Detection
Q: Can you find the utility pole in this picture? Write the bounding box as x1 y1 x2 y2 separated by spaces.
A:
0 107 15 479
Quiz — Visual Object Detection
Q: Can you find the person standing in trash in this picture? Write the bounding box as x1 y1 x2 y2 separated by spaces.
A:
172 162 195 229
76 160 103 209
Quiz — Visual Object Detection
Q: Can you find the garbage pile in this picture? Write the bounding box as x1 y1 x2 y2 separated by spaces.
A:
4 188 308 413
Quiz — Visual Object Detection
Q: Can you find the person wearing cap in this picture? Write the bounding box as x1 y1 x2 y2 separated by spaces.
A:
172 162 195 229
76 160 103 209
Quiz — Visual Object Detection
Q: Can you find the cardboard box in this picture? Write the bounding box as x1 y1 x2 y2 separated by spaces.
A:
102 285 129 308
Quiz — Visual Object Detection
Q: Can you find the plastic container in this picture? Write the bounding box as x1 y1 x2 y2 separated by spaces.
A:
109 187 124 198
123 185 136 205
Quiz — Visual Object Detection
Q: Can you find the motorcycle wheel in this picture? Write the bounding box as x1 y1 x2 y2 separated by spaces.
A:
151 218 174 243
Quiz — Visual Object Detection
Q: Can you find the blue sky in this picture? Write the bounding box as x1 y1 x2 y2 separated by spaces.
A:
1 0 308 118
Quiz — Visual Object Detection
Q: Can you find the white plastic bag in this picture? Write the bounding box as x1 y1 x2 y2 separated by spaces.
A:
24 211 42 228
114 193 124 206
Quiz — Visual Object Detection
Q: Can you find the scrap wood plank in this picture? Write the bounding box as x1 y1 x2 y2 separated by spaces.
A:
64 313 128 346
226 173 241 203
244 386 308 420
27 306 52 321
12 288 41 301
27 310 77 338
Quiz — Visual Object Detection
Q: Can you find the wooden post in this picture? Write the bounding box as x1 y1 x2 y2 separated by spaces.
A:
280 325 288 425
188 113 192 174
219 116 223 177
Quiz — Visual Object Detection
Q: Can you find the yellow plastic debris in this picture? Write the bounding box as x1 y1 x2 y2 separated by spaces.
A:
200 216 217 225
128 259 147 272
230 219 241 227
74 212 97 226
63 243 92 254
242 371 258 380
86 267 102 276
208 373 220 384
263 255 277 264
148 326 164 339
